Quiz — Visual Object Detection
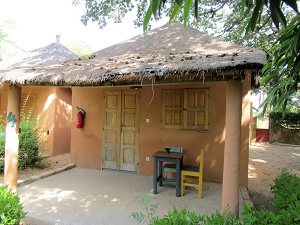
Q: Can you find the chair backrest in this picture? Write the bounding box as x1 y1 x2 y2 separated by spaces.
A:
168 146 183 153
196 149 204 172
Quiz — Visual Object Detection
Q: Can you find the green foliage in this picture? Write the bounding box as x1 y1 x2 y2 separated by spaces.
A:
73 0 135 28
200 210 242 225
18 119 44 170
243 170 300 225
0 116 6 172
0 93 45 173
0 185 26 225
270 112 300 130
151 208 201 225
271 169 300 212
149 208 242 225
261 14 300 112
76 0 294 51
131 191 159 224
18 94 44 170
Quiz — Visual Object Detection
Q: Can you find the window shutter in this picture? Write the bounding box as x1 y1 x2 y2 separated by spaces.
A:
162 90 183 128
184 89 209 130
162 88 209 130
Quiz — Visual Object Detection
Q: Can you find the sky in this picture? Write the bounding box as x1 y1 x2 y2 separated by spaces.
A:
0 0 167 52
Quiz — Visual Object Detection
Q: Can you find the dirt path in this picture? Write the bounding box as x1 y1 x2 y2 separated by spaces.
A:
248 142 300 210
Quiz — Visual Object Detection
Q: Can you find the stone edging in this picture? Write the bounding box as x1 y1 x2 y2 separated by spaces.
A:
240 186 252 206
17 164 76 187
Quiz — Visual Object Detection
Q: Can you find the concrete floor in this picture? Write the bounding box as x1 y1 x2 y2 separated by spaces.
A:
18 168 236 225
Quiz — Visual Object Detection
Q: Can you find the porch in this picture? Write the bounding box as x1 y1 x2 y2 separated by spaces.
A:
19 168 245 225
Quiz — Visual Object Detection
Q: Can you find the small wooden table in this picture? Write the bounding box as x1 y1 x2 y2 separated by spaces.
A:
153 151 183 197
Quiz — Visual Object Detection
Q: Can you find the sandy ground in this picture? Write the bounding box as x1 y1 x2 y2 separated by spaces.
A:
0 153 71 184
248 142 300 210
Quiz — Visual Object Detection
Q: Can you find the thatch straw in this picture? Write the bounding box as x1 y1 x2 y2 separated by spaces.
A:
0 22 266 86
0 42 77 69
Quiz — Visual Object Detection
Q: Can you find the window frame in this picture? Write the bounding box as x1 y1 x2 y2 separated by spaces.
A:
161 88 209 131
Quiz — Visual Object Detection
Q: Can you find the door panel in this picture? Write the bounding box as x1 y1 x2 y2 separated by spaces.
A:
102 90 139 171
120 91 139 171
102 91 121 169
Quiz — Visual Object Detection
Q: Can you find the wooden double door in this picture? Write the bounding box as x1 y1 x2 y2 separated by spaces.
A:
102 90 139 171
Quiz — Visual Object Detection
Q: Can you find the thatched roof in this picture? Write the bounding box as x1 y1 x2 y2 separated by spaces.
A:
0 22 266 86
0 42 77 69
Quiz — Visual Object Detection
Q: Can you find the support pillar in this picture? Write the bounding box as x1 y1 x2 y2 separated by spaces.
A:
4 85 21 191
222 80 242 215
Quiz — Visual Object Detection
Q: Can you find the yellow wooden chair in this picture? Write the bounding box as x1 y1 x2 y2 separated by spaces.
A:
181 149 204 198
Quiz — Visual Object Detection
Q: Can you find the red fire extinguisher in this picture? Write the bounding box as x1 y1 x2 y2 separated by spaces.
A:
76 107 86 128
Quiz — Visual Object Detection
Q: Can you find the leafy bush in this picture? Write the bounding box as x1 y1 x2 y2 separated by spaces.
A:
243 202 300 225
199 211 242 225
270 112 300 130
150 209 242 225
0 93 45 172
0 185 26 225
151 208 201 225
18 119 44 170
271 169 300 212
243 170 300 225
0 119 44 172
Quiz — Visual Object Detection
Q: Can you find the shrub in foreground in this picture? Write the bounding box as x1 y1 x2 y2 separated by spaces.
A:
243 169 300 225
0 119 44 173
0 185 26 225
271 169 300 212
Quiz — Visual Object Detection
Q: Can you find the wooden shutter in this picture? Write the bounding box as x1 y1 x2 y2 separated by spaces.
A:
162 88 209 130
184 89 209 130
161 90 183 128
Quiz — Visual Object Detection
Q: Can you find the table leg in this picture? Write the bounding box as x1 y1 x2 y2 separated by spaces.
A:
153 156 158 194
176 159 180 197
159 160 163 186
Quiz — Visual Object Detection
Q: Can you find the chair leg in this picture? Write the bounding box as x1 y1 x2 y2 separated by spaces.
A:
164 171 167 183
198 177 203 198
181 173 184 197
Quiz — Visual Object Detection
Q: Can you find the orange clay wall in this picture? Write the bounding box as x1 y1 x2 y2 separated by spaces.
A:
53 88 72 155
0 85 72 156
139 82 226 183
22 86 56 156
71 80 250 186
71 88 103 168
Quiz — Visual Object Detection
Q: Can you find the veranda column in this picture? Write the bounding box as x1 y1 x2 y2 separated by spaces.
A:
4 85 21 191
222 80 242 215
